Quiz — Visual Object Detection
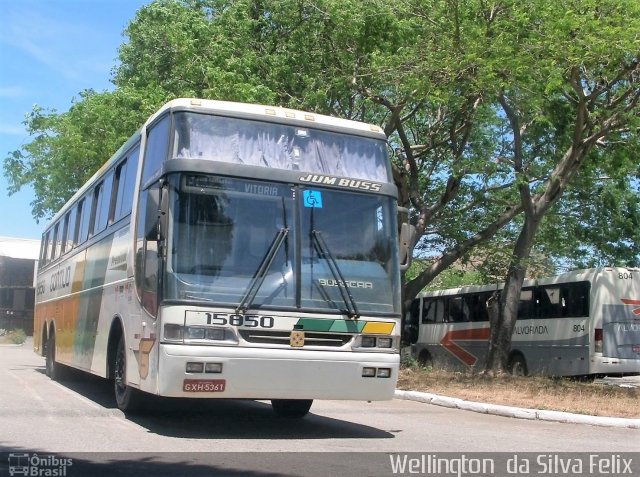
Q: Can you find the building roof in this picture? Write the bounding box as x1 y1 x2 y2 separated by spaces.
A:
0 237 40 260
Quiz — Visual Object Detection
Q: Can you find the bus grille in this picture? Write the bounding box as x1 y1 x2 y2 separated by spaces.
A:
239 330 353 347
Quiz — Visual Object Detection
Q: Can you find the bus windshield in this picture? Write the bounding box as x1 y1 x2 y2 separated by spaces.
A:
164 174 400 314
172 112 391 183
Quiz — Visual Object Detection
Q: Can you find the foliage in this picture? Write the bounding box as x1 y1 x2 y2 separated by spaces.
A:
3 88 161 221
3 0 639 309
481 0 640 372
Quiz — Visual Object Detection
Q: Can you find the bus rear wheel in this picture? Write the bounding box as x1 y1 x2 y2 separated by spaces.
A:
114 335 143 412
45 332 58 380
271 399 313 418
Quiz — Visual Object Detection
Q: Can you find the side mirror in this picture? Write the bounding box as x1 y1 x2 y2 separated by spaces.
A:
145 187 160 241
144 183 168 242
399 222 416 272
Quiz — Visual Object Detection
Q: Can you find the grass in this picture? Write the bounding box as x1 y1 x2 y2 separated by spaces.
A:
0 329 27 345
398 364 639 419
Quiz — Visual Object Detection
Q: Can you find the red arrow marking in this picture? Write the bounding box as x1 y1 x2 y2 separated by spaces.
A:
621 299 640 315
440 328 490 366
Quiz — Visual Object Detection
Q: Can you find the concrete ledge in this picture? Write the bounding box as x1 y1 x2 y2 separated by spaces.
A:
394 389 640 429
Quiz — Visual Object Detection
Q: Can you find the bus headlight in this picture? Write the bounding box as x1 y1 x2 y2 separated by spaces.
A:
205 328 226 340
357 335 396 350
377 337 393 348
185 327 206 340
361 336 377 347
362 367 376 377
163 324 237 344
205 363 223 373
377 368 392 378
186 362 204 373
164 324 183 341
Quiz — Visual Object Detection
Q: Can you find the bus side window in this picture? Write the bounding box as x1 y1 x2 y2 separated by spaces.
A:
449 296 470 322
434 298 446 323
142 115 170 185
40 231 50 265
538 286 562 318
93 172 114 235
60 212 70 255
405 298 420 345
76 197 91 245
561 282 590 317
50 223 60 262
112 146 139 222
518 288 535 320
422 299 436 323
65 207 76 250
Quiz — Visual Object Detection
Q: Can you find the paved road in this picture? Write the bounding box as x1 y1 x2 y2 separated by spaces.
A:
1 340 638 476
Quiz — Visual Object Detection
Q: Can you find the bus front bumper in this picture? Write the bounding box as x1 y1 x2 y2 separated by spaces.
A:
156 343 400 400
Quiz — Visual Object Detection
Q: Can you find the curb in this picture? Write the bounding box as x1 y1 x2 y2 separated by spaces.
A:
394 389 640 429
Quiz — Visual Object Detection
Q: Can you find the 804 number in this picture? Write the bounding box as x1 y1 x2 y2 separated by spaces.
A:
619 272 634 280
204 312 274 328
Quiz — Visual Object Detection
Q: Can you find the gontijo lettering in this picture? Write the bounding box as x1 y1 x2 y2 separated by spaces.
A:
49 266 71 292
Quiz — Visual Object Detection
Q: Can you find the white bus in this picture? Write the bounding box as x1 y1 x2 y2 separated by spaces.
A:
406 267 640 377
34 98 409 417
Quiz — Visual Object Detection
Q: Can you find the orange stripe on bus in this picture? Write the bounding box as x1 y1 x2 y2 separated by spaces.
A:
440 328 490 367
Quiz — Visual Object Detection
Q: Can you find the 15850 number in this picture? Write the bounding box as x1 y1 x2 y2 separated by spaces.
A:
204 313 275 328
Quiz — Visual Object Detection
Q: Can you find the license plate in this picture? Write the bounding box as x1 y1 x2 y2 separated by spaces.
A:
633 345 640 354
183 379 226 392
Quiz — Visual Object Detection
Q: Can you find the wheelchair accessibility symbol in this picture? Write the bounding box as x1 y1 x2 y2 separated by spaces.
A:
303 190 323 208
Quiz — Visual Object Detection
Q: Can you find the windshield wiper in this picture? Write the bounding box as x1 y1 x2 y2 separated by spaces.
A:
311 230 360 318
236 228 289 314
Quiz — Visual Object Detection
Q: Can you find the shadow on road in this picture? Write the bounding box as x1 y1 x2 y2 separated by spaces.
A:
43 365 394 440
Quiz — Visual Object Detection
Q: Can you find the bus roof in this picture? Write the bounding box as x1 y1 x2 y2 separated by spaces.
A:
147 98 387 139
415 267 640 298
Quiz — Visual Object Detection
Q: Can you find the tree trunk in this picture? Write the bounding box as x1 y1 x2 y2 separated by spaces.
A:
484 212 540 373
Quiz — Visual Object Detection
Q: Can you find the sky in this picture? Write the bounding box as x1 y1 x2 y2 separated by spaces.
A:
0 0 151 240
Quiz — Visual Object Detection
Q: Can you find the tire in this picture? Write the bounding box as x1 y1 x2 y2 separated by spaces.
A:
45 332 58 380
271 399 313 418
114 334 143 412
417 350 434 368
508 354 528 377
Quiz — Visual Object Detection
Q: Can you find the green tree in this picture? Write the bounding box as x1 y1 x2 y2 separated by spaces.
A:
4 88 161 220
482 0 640 373
4 0 638 343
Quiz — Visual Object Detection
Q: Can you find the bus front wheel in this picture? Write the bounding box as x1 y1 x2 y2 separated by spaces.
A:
114 335 143 412
271 399 313 418
508 354 528 377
